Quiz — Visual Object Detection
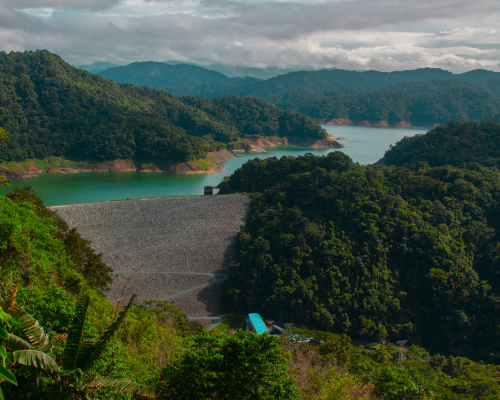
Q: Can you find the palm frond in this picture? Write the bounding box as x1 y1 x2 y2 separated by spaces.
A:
83 295 136 371
84 378 157 398
9 304 49 348
62 295 90 371
4 333 33 351
14 350 60 373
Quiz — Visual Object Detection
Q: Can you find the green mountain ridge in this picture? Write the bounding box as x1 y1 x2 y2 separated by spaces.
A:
97 63 500 124
267 82 500 125
0 50 326 164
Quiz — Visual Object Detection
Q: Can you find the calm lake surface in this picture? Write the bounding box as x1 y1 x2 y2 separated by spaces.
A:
0 125 427 205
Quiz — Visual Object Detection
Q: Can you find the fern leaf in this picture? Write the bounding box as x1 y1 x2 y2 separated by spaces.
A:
84 378 157 398
14 350 60 373
9 304 49 348
83 295 136 371
62 295 90 371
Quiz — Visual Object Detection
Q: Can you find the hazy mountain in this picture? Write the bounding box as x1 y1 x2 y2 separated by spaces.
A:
98 62 238 91
91 62 500 124
76 62 122 74
177 68 500 100
163 60 293 79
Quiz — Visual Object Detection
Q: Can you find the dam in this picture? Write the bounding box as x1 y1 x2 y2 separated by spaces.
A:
53 194 250 324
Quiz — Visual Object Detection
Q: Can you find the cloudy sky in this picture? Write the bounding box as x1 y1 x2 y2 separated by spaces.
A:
1 0 500 72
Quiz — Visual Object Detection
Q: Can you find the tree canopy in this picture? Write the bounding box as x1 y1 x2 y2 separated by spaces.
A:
381 121 500 167
219 151 500 362
0 50 325 163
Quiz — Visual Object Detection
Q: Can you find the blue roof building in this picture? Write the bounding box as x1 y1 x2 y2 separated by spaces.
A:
247 313 268 335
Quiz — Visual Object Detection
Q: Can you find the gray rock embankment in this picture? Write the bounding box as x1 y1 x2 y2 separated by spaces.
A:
53 194 250 318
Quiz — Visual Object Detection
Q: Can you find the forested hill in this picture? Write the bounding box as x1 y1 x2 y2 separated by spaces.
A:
266 82 500 125
0 50 326 163
99 64 500 98
98 61 238 90
380 121 500 167
97 63 500 125
219 152 500 362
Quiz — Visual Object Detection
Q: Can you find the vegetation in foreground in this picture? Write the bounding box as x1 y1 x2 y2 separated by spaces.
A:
2 123 500 399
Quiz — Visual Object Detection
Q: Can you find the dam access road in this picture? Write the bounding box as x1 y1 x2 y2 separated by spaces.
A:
52 194 250 325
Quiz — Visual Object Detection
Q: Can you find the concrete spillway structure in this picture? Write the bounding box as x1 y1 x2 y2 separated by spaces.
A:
52 194 250 321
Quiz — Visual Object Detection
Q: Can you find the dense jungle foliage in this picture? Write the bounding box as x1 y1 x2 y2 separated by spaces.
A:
381 122 500 167
0 50 325 163
219 151 500 362
266 83 500 124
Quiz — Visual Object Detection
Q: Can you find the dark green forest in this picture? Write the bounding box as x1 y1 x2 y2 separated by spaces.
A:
266 83 500 124
0 50 325 163
101 64 500 99
219 124 500 361
381 121 500 167
98 62 500 124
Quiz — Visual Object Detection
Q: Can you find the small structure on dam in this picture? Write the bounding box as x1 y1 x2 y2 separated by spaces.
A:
204 185 219 195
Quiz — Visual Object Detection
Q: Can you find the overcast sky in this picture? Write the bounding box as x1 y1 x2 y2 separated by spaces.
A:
1 0 500 72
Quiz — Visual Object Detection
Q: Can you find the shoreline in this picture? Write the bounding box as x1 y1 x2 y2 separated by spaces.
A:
314 118 439 129
1 138 345 179
0 149 236 180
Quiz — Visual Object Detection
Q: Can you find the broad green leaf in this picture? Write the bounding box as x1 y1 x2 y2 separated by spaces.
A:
0 325 8 340
0 386 3 400
0 307 18 328
0 346 6 359
0 365 17 385
84 378 157 398
13 350 60 373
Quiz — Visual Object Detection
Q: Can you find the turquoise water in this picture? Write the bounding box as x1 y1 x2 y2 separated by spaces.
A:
0 125 427 205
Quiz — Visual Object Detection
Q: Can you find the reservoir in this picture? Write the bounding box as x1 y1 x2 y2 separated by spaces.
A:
0 125 427 205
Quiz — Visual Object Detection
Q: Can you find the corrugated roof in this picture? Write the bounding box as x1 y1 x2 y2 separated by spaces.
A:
248 313 267 335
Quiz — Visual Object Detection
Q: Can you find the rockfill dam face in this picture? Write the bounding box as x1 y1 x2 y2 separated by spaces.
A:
53 194 250 323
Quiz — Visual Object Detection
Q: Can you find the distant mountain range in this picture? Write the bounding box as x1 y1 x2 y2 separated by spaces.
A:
92 62 500 126
75 62 123 74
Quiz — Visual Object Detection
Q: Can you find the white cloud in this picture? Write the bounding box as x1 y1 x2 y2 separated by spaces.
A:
1 0 500 72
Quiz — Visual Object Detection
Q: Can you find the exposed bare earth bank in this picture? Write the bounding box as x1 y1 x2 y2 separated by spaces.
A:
0 149 235 179
228 136 344 153
314 118 439 129
52 195 251 322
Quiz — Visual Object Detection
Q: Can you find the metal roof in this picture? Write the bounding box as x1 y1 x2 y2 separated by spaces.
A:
248 313 267 335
